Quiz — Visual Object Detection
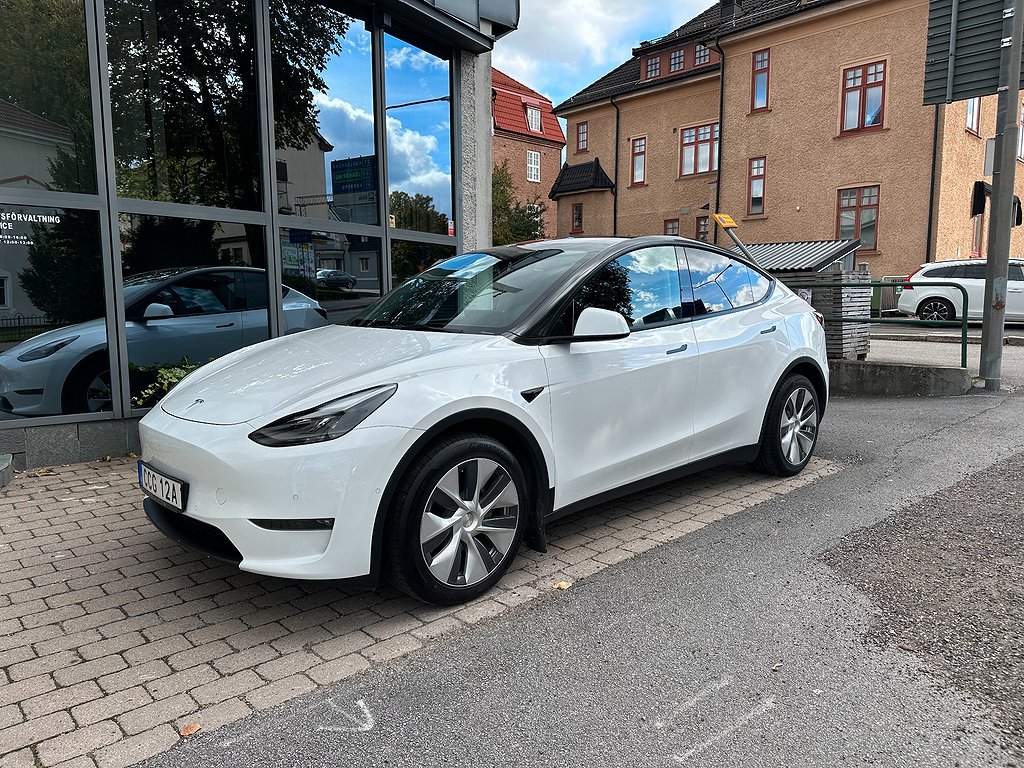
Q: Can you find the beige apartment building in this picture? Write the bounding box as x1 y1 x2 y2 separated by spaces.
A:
550 0 1024 279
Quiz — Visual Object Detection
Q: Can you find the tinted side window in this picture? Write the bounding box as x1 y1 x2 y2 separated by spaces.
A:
927 266 958 278
165 272 236 315
1010 264 1024 281
564 246 684 331
962 264 987 279
240 271 269 310
684 248 769 315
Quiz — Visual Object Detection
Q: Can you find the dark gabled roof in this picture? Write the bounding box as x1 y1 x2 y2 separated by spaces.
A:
734 239 860 272
0 100 72 142
556 0 841 112
548 159 615 199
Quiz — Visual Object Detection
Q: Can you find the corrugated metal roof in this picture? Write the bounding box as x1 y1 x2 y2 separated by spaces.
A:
731 239 860 272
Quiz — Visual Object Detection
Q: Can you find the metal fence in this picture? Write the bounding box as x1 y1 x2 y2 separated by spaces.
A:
0 314 54 343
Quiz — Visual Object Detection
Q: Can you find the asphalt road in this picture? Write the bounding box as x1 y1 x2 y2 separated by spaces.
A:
141 391 1024 768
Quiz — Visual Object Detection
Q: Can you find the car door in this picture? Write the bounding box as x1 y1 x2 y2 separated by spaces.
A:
540 245 699 509
683 246 790 462
1007 263 1024 321
127 271 244 369
959 262 987 319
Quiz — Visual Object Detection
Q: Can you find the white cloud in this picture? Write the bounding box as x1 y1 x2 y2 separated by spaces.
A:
386 46 449 71
314 93 452 215
493 0 711 105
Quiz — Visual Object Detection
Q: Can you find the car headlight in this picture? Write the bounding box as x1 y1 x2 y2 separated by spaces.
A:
248 384 398 447
17 336 80 362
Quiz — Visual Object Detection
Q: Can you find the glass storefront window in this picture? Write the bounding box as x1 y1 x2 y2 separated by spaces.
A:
390 239 456 284
0 204 108 417
384 34 453 236
280 229 382 324
272 4 378 225
119 214 283 406
106 0 263 210
0 0 97 194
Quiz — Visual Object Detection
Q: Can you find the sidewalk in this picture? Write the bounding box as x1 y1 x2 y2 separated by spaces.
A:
0 456 836 767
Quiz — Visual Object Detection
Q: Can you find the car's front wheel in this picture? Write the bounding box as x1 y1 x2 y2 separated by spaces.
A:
385 433 527 604
917 297 955 322
62 357 113 414
754 374 819 477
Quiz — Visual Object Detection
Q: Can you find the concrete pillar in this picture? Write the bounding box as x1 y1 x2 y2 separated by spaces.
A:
457 44 493 251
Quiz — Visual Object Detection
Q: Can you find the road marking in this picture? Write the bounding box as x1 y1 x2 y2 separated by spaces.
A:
672 696 777 763
318 698 375 732
655 675 733 729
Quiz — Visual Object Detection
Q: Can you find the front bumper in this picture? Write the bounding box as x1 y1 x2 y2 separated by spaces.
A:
139 406 420 579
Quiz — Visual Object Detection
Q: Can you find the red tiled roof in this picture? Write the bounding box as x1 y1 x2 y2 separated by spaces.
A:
0 100 73 142
492 68 565 146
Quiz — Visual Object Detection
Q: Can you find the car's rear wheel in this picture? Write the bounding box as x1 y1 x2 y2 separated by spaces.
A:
385 433 526 604
754 374 819 477
62 357 113 414
917 297 955 322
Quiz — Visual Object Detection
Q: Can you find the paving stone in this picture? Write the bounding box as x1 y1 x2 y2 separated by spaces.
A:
311 630 375 661
0 674 58 708
72 685 153 726
21 681 103 719
360 634 424 664
144 665 220 700
306 654 371 686
93 724 179 768
190 671 263 706
0 710 75 756
244 674 317 711
97 660 171 694
211 646 279 675
115 693 197 736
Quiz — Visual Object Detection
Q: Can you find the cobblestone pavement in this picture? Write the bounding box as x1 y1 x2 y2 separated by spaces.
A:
0 456 836 767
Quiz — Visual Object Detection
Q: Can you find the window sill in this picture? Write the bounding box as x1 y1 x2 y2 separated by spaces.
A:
748 108 772 116
835 126 888 139
570 230 584 235
629 182 648 188
678 171 718 181
966 128 981 138
575 149 589 155
742 214 767 221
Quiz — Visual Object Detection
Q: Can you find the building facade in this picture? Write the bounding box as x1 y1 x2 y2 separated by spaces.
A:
491 69 565 238
550 0 1024 280
0 0 518 468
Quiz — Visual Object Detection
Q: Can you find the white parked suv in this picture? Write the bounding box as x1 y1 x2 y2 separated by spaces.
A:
897 259 1024 321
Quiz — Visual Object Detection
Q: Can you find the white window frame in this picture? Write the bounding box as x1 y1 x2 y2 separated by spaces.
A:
526 150 541 182
695 44 710 65
526 106 541 132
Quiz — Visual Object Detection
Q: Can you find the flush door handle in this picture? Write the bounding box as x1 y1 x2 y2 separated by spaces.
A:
760 325 777 335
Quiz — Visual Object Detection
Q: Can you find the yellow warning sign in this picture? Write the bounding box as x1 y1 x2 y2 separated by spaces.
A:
711 213 737 229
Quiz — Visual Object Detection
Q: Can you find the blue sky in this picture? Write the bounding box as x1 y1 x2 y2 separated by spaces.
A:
310 2 713 220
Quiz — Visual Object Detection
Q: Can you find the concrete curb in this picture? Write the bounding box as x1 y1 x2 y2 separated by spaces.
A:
0 454 12 490
871 332 1024 346
829 359 972 397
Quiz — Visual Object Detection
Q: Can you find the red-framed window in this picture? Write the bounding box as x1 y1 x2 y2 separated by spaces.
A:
680 122 719 176
670 49 684 72
751 49 770 112
576 121 588 152
748 157 766 215
695 44 710 65
631 137 646 185
646 56 660 78
571 203 583 233
695 216 710 242
664 219 679 235
966 96 980 135
841 60 886 133
837 185 879 251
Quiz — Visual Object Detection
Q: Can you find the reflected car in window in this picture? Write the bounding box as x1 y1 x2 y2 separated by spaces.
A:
316 270 358 290
138 237 828 605
0 267 327 416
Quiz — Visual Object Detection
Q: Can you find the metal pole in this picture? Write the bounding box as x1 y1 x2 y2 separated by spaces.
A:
980 0 1024 391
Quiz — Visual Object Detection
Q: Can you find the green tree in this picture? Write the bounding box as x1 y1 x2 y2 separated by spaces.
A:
491 160 546 246
388 191 452 281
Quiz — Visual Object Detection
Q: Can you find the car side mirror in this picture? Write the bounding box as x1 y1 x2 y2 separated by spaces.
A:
572 307 631 341
142 302 174 320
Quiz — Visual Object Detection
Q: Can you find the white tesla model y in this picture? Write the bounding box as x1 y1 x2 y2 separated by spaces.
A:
139 237 827 604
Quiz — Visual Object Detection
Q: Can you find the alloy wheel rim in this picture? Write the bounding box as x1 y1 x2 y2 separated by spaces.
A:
86 371 112 412
779 387 817 465
921 301 950 321
419 457 520 588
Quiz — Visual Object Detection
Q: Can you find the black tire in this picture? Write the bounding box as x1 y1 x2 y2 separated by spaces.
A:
384 432 527 605
917 297 955 322
754 374 820 477
61 357 112 414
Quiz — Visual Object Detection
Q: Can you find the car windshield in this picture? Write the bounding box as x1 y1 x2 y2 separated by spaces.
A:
350 244 603 334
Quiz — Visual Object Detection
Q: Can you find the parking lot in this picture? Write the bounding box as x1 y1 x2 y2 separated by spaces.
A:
0 455 834 767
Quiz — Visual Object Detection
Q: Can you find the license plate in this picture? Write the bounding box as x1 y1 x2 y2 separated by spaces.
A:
138 461 188 512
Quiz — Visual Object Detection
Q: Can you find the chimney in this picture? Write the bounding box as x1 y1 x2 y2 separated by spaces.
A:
721 0 741 19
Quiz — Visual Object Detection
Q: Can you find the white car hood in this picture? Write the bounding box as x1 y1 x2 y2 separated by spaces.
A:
159 325 485 425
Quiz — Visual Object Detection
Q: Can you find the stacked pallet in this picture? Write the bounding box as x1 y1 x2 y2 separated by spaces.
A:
775 268 871 360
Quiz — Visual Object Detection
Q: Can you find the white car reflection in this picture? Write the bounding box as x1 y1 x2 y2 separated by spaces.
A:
0 267 327 416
